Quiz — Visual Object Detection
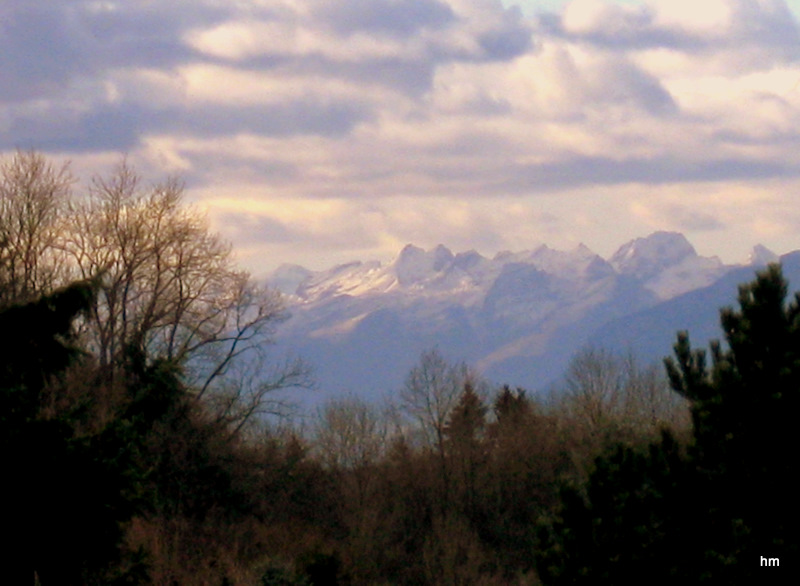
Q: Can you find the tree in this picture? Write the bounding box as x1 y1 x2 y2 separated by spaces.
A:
400 349 477 451
486 388 566 576
665 263 799 580
315 395 387 495
0 150 71 305
0 278 149 584
537 430 691 584
444 383 488 520
540 264 800 583
59 160 308 426
0 152 307 429
400 349 482 508
560 346 686 443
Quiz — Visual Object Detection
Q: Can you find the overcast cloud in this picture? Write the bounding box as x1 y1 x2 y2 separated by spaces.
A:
3 0 800 273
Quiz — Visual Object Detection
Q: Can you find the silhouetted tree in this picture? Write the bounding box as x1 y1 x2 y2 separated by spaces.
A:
540 264 799 584
444 383 488 520
665 263 799 581
537 430 690 584
0 279 147 584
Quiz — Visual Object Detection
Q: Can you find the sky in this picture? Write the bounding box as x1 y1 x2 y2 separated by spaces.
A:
4 0 800 275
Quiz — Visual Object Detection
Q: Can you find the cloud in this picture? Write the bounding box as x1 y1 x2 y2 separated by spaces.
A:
5 0 800 271
553 0 800 57
314 0 457 37
0 4 91 101
512 155 796 191
0 1 228 103
631 200 726 232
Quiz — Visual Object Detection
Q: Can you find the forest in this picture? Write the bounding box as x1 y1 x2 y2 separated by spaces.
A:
0 151 796 584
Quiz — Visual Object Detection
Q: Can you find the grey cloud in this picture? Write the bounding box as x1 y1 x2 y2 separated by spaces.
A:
660 205 726 232
380 153 791 197
477 10 534 61
243 2 532 95
2 102 170 152
2 0 536 155
216 210 386 252
543 0 800 59
0 6 90 101
316 0 456 37
538 3 699 51
592 60 677 116
254 53 439 97
184 100 375 139
0 0 232 103
217 213 297 245
504 155 797 192
2 94 375 153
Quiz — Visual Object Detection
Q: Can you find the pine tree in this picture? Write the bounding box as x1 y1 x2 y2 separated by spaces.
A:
539 264 800 583
665 263 799 580
444 383 488 520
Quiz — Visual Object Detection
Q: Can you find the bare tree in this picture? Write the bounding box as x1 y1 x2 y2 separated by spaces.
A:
0 152 307 427
316 395 387 470
315 394 388 509
57 160 308 425
562 346 626 430
0 150 72 305
400 349 487 511
400 349 473 453
559 346 687 437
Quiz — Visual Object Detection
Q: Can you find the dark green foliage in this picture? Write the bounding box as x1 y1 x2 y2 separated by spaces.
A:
493 385 532 427
485 388 565 576
444 383 488 519
540 264 799 584
665 263 799 580
537 430 691 583
260 565 297 586
0 279 96 425
0 279 148 584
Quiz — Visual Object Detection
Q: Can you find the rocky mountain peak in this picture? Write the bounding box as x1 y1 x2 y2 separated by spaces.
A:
393 244 454 286
609 231 697 280
747 244 779 266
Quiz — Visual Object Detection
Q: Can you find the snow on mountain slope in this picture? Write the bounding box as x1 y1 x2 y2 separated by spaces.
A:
609 231 726 299
268 232 765 401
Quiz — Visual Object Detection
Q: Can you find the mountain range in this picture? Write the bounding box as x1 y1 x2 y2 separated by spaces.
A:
268 232 794 405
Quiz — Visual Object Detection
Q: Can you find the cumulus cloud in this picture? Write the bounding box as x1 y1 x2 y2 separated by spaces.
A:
4 0 800 269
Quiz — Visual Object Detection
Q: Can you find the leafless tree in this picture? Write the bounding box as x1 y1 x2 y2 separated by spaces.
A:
400 349 473 453
559 346 687 437
400 349 488 511
315 394 388 509
316 395 387 470
56 160 310 424
0 150 72 305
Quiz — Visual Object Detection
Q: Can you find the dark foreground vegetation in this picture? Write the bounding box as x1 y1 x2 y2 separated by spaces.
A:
1 152 796 584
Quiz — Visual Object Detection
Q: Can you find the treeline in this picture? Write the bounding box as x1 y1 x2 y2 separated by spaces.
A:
1 152 796 584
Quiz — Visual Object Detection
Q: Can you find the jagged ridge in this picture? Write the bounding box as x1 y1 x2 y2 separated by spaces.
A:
268 233 777 403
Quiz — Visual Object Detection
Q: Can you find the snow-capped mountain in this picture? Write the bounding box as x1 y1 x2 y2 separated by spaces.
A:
269 232 780 404
609 232 726 299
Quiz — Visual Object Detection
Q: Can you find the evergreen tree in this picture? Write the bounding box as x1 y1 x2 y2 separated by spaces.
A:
539 264 799 583
665 263 799 580
444 383 488 520
536 430 690 584
0 280 150 584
